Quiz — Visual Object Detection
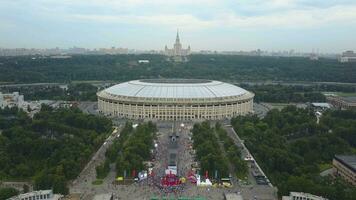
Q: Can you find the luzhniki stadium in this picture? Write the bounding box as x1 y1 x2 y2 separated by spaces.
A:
97 79 254 120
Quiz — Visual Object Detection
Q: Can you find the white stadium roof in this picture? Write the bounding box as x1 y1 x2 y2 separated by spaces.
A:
104 79 248 99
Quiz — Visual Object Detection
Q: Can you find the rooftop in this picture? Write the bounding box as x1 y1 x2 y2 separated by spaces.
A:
311 103 331 108
8 190 61 200
342 96 356 103
103 79 250 99
141 79 211 84
334 155 356 172
282 192 328 200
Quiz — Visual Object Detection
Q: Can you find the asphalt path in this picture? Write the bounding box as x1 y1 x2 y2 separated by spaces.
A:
70 125 121 197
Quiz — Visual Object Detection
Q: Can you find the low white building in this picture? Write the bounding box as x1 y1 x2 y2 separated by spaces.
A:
0 92 24 109
138 60 150 64
311 102 331 110
282 192 328 200
8 190 62 200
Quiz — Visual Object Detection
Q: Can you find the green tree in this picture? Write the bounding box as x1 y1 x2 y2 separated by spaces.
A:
0 187 18 200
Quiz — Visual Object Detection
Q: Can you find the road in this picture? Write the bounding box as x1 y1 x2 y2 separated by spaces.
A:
77 101 98 115
224 125 277 200
253 103 271 119
70 125 121 197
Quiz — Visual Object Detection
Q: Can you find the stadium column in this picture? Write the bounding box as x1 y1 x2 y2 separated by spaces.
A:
197 105 200 119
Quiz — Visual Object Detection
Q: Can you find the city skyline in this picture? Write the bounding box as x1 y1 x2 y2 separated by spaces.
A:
1 0 356 53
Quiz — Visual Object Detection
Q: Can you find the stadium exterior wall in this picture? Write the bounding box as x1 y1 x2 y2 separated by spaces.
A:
97 80 254 121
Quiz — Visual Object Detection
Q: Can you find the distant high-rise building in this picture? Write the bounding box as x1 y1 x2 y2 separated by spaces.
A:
340 50 356 63
310 49 319 60
164 30 191 57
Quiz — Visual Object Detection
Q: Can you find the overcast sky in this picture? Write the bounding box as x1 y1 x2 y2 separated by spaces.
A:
1 0 355 53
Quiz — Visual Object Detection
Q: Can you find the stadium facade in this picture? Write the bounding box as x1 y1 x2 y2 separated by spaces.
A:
97 79 254 120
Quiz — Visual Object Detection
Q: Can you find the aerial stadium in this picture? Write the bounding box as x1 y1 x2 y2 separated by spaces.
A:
97 79 254 120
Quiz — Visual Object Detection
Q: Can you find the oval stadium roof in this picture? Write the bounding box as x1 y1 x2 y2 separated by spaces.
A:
103 79 249 99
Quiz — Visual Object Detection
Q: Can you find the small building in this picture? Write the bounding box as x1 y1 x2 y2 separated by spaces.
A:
333 155 356 186
0 92 24 108
8 190 62 200
326 96 356 110
311 103 331 111
282 192 328 200
138 60 150 64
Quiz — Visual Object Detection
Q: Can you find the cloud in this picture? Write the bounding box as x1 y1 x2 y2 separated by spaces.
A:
67 4 356 30
223 5 356 28
1 0 356 50
2 0 356 31
70 14 214 30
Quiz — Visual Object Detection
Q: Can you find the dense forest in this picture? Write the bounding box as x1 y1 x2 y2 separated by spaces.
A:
0 106 112 195
0 83 99 101
2 82 356 103
2 82 356 104
231 107 356 199
0 54 355 83
241 84 326 103
241 83 356 103
0 187 18 200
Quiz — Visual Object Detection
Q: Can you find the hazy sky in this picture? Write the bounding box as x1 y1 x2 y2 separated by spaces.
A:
1 0 356 52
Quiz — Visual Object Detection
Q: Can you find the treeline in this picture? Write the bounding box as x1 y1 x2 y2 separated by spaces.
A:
241 84 326 103
0 54 356 83
102 122 156 178
231 107 356 199
192 122 230 178
0 106 112 195
0 83 99 101
241 83 356 103
0 187 19 200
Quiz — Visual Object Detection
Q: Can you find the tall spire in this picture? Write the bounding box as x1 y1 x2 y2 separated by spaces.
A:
176 29 180 43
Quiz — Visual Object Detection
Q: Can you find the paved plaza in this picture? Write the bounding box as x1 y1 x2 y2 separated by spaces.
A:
69 121 277 200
